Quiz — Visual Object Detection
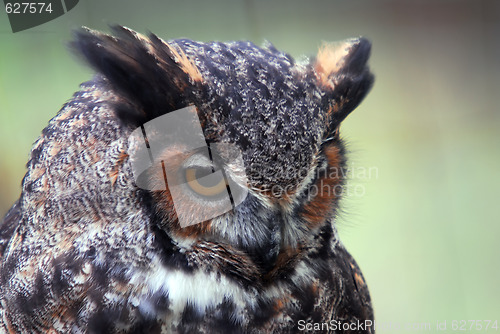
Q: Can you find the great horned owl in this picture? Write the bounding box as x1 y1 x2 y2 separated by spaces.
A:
0 26 374 333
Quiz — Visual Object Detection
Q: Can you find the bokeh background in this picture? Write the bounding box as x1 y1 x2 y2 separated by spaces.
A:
1 0 499 332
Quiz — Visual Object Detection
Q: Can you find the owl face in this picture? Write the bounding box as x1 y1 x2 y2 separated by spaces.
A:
0 26 375 333
73 26 373 272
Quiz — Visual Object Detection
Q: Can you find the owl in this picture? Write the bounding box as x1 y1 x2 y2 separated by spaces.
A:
0 26 374 333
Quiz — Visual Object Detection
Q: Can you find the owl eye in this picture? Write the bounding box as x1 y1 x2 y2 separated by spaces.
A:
184 166 227 197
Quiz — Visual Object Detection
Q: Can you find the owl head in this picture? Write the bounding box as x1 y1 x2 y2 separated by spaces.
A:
72 26 373 272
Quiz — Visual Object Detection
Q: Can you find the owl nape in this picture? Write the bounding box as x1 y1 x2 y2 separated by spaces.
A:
0 26 374 333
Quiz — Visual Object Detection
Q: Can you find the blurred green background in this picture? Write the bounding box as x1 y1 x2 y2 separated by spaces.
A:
1 0 499 332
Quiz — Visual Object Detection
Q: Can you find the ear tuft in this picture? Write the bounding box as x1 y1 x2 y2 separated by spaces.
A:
165 40 204 83
70 26 203 127
315 40 352 89
315 38 372 89
314 38 374 129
